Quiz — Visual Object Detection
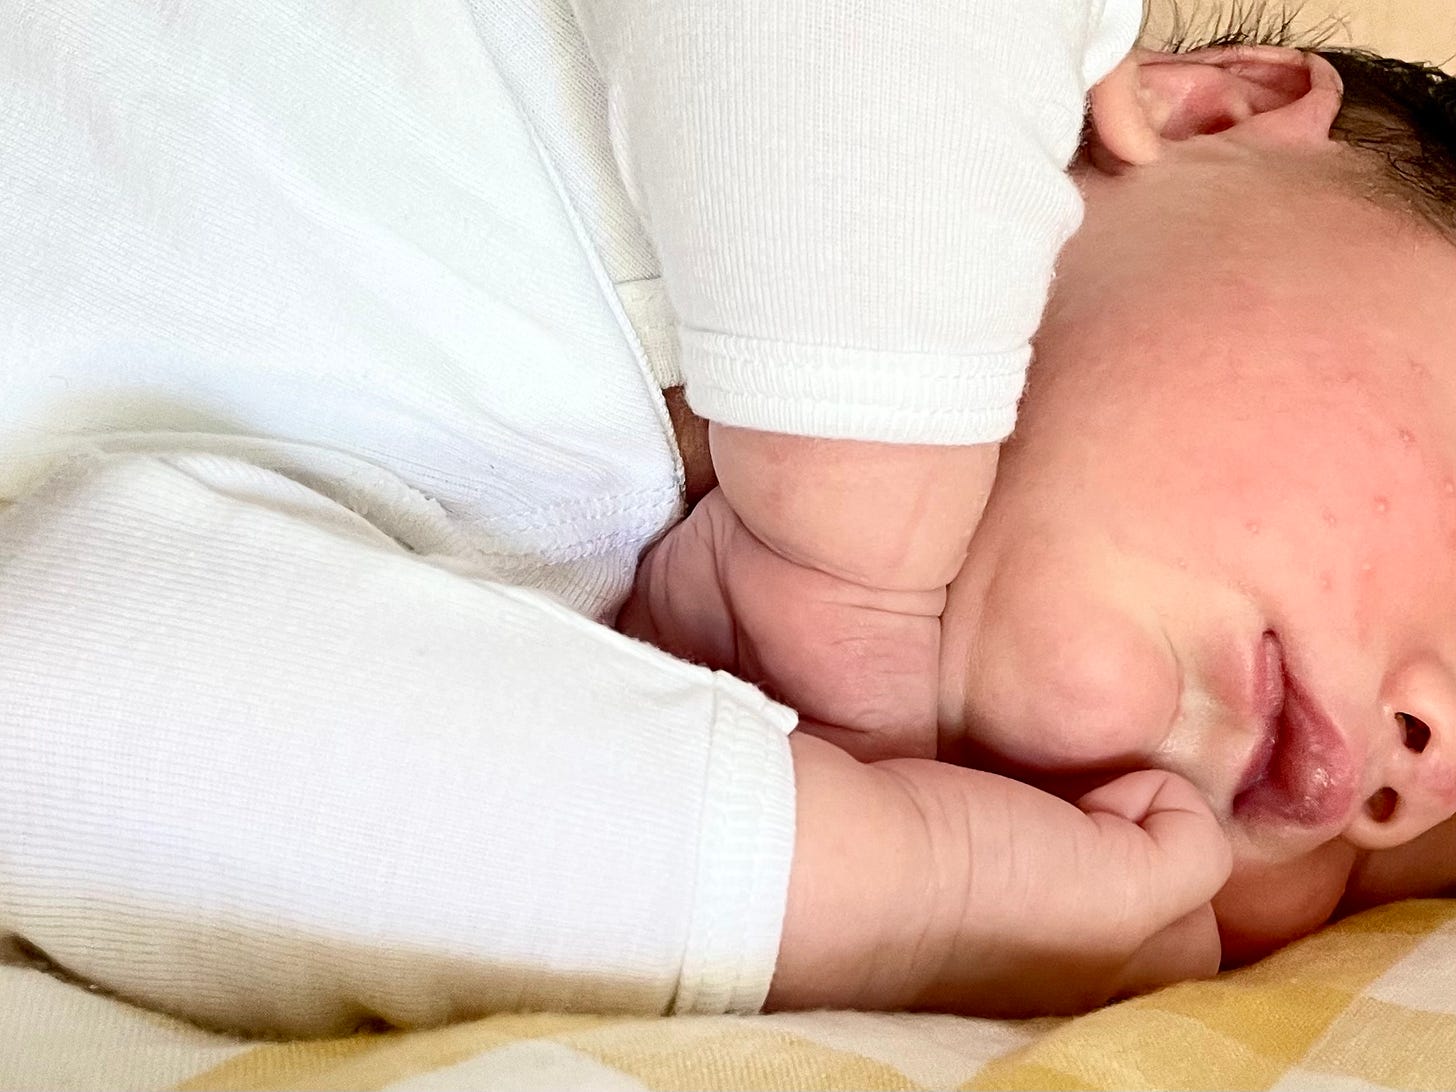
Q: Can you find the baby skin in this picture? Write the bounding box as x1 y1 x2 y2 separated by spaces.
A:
621 45 1456 1012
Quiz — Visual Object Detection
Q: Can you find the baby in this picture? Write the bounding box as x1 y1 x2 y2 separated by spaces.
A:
3 0 1454 1040
624 33 1456 1011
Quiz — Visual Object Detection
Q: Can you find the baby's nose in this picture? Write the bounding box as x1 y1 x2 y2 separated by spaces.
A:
1343 658 1456 851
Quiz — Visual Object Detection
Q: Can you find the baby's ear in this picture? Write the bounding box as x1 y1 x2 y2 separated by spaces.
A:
1086 45 1344 172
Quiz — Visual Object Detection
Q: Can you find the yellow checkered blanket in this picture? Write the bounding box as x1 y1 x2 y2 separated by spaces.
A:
6 900 1454 1091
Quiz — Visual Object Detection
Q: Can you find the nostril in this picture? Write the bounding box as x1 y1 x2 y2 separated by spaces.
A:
1366 787 1400 822
1398 712 1432 754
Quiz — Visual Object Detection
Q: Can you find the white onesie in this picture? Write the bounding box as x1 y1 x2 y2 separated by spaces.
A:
0 0 1139 1036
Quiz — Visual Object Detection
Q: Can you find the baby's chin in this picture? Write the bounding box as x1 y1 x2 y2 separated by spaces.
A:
1212 840 1359 965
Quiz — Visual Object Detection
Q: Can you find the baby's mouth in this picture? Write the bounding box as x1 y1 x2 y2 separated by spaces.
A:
1232 636 1357 828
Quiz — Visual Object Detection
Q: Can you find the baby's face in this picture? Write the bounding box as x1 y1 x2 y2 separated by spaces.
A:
938 142 1456 959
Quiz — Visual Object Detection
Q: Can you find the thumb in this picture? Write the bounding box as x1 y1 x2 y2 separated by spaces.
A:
1111 903 1222 1000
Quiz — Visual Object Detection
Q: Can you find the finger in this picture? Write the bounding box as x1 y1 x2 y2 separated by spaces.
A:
1111 903 1222 1001
794 718 932 763
618 493 736 667
1079 770 1234 925
1076 767 1209 826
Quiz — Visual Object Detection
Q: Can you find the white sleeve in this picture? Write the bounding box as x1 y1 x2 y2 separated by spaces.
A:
0 452 797 1037
572 0 1142 444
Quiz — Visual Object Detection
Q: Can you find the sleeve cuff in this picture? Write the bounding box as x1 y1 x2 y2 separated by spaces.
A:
672 676 797 1014
680 328 1028 445
1084 0 1145 88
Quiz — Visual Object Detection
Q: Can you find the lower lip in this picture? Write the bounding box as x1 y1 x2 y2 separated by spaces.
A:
1232 662 1357 827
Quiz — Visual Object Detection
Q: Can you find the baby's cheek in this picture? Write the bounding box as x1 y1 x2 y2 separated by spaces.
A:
1327 456 1456 643
1411 752 1456 814
965 554 1178 770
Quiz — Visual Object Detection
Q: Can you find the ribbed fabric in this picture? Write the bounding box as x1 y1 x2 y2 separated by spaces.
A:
0 0 792 1037
575 0 1143 442
0 453 797 1036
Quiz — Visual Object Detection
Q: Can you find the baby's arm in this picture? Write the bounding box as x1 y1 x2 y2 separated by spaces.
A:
0 452 805 1036
586 0 1143 755
774 734 1232 1014
0 448 1222 1037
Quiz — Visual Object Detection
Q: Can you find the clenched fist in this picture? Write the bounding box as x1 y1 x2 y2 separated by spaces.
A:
768 738 1234 1016
619 424 1000 760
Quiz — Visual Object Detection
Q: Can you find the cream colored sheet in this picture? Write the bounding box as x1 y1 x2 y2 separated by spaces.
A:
5 902 1456 1091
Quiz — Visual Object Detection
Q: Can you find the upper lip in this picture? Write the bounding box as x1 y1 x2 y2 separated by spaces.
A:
1233 631 1284 796
1232 632 1358 827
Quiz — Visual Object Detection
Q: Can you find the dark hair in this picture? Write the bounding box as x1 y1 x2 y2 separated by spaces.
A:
1154 2 1456 239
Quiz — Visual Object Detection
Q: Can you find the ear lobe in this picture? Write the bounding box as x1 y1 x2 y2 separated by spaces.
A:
1086 45 1345 173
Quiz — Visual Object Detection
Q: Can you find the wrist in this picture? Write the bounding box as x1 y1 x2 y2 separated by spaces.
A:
766 733 961 1011
709 424 999 591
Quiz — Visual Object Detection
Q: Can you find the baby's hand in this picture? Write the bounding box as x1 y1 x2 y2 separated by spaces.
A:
620 427 997 760
935 767 1234 1013
619 486 940 759
769 740 1233 1015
